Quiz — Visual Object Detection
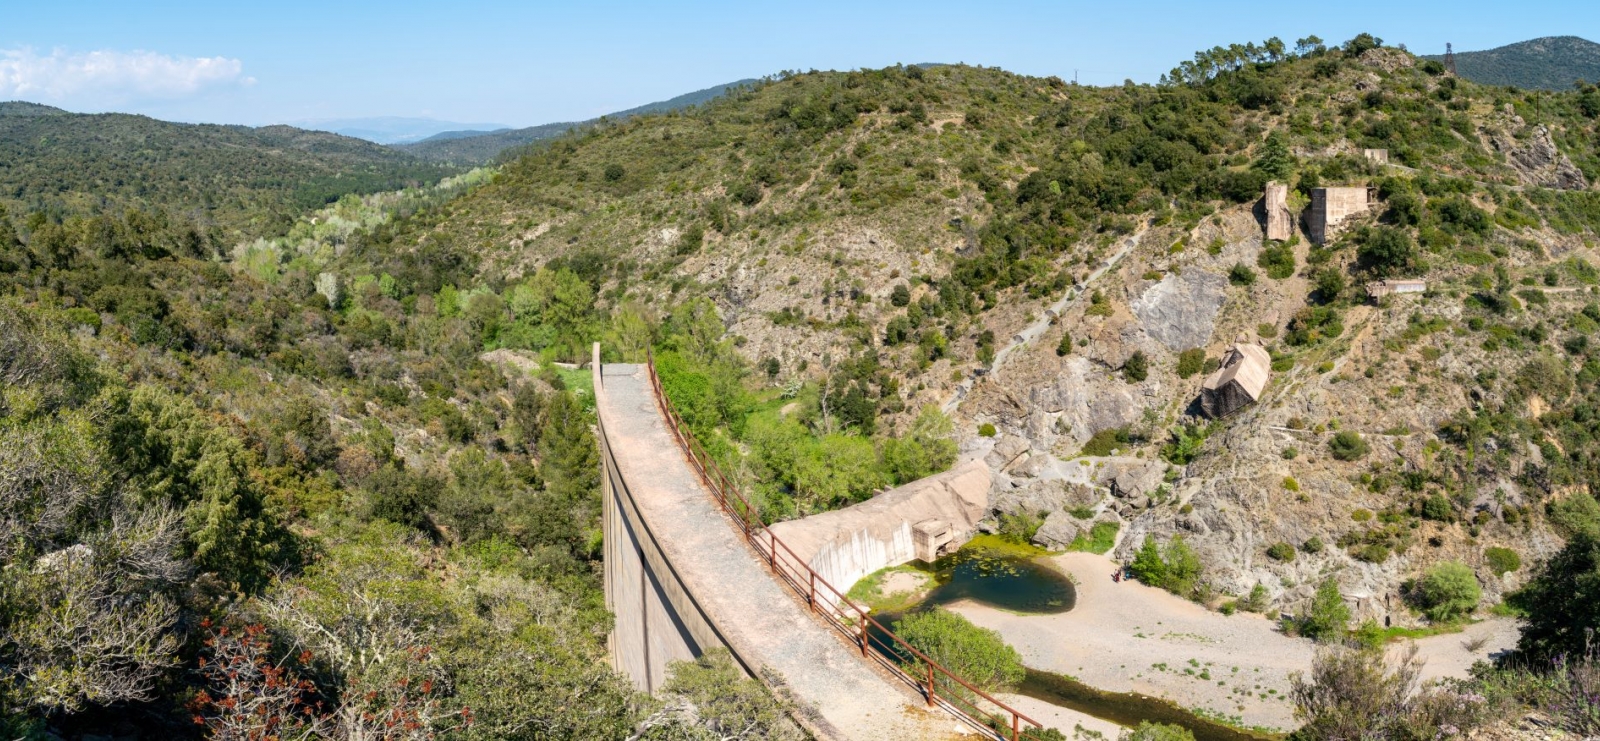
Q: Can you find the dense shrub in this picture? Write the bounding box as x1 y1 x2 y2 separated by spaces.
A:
1292 645 1494 741
1415 561 1481 622
894 609 1025 695
1258 243 1296 279
1328 431 1369 461
1176 348 1205 378
1124 350 1149 382
1357 226 1416 277
1130 535 1204 598
1485 547 1521 576
1229 262 1257 286
1082 426 1133 456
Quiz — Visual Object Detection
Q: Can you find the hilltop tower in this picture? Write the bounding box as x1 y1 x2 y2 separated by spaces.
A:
1445 43 1457 76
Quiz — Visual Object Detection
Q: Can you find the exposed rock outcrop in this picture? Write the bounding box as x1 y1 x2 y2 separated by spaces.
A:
1130 270 1229 352
1032 511 1082 550
1488 122 1590 191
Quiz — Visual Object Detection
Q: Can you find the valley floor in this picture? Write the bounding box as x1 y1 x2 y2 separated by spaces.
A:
949 552 1518 733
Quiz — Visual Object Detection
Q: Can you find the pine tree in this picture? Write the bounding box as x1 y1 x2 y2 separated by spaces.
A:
1253 131 1295 182
1300 577 1351 642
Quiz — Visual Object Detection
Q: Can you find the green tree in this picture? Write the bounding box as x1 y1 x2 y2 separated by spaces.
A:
890 283 911 307
1130 536 1168 586
894 608 1025 695
1252 131 1294 182
1229 262 1257 286
1328 431 1369 461
1357 226 1415 277
1343 33 1383 55
1162 536 1203 596
1300 577 1351 642
880 405 958 485
1415 561 1481 622
1507 533 1600 662
112 385 295 591
539 391 600 505
1124 350 1149 382
1313 268 1347 303
603 163 626 181
1056 330 1073 356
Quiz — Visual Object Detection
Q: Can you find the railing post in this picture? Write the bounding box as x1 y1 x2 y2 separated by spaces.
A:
768 530 777 572
925 663 936 707
808 570 815 609
1012 713 1020 741
858 615 868 657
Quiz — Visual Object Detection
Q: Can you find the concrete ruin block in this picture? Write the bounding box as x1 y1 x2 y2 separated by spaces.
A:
1264 181 1291 241
1362 148 1389 165
912 519 953 562
1365 279 1426 300
1305 186 1373 245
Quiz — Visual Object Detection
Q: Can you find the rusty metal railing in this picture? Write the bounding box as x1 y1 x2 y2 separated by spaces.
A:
643 349 1048 741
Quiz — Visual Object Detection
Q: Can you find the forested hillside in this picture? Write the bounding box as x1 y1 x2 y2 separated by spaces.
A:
346 31 1600 637
1423 35 1600 90
396 78 758 164
0 103 457 239
5 29 1600 741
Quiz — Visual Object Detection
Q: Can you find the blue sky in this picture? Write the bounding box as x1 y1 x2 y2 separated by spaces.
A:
4 0 1597 127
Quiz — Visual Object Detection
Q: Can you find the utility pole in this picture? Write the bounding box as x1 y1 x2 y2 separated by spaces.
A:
1444 43 1457 76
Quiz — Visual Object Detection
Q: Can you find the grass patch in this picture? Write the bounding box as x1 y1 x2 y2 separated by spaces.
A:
1375 621 1471 643
1065 521 1120 555
554 366 596 409
965 533 1055 558
846 564 930 613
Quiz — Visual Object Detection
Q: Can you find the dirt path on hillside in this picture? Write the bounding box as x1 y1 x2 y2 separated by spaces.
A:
948 552 1518 734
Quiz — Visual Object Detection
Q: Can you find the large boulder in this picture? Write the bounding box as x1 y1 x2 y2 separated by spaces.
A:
1032 511 1083 550
992 479 1098 517
1096 460 1166 498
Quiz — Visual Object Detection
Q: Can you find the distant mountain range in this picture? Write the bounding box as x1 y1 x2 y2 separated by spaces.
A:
1423 36 1600 90
395 78 761 164
0 101 455 236
287 116 512 145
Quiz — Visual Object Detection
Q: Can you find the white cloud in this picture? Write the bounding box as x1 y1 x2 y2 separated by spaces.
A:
0 47 252 104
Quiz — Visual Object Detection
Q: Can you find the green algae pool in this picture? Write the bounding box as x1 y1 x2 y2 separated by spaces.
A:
857 537 1277 741
918 536 1077 614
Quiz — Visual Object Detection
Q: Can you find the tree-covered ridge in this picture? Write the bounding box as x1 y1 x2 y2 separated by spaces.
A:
1422 35 1600 91
395 77 761 164
358 37 1600 429
0 107 458 240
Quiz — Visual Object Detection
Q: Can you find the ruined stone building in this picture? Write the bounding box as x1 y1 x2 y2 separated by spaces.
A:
1200 343 1271 418
1362 148 1389 165
1365 279 1426 300
1305 186 1374 245
1263 181 1291 241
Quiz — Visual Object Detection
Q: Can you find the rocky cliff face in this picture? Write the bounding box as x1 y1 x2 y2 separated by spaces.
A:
1485 114 1591 191
961 203 1575 625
